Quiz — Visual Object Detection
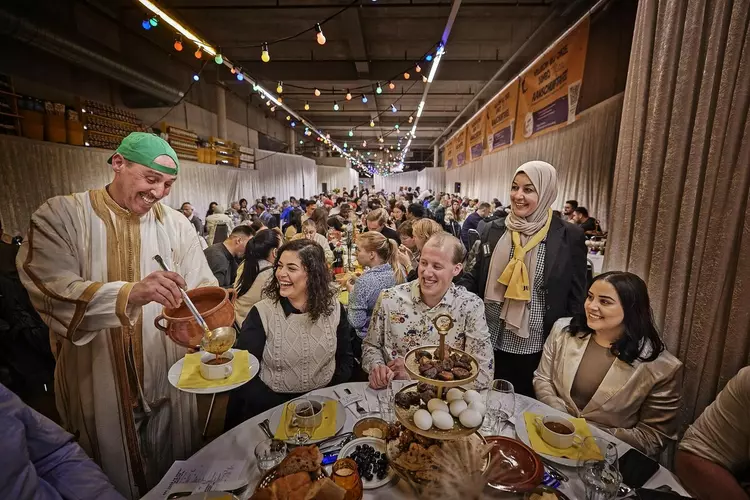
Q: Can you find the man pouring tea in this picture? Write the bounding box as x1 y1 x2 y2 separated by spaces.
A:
17 132 218 499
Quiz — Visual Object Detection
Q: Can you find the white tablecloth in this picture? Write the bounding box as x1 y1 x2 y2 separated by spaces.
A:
144 382 688 499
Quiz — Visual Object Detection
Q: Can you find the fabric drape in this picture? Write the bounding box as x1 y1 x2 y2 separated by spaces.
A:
372 167 445 195
605 0 750 426
316 165 359 193
445 93 622 229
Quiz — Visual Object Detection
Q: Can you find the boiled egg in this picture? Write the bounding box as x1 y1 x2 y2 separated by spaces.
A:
432 410 454 430
413 409 433 430
459 409 483 428
463 389 482 404
468 401 487 416
449 399 468 417
446 388 464 402
427 398 449 414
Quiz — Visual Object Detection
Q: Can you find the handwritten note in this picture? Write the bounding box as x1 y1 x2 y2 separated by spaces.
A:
155 460 248 498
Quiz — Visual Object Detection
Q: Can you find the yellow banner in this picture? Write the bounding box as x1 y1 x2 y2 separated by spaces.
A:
444 139 455 170
453 128 468 167
486 81 519 152
467 113 485 162
515 16 590 143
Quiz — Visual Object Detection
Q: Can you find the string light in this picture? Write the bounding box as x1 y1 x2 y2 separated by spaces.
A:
149 17 159 27
214 53 223 64
333 101 339 111
422 75 428 83
261 42 270 63
277 96 282 103
388 81 395 90
173 38 183 51
230 66 236 74
362 95 368 103
270 105 276 112
194 48 202 59
286 115 291 121
391 104 397 113
142 19 152 30
379 136 384 143
394 124 399 129
376 83 383 94
193 74 200 81
315 24 326 45
415 64 421 73
291 121 296 127
236 72 244 81
363 140 367 147
304 102 310 110
370 119 375 127
408 116 414 123
277 82 283 93
345 90 352 101
404 72 410 80
344 142 348 148
426 54 433 61
314 88 321 97
348 129 354 137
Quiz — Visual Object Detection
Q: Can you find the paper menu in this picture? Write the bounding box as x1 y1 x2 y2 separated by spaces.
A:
151 460 248 498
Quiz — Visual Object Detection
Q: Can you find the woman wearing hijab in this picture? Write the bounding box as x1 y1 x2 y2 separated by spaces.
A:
458 161 587 397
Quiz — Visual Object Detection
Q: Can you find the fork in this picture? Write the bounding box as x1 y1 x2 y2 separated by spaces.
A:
344 387 367 416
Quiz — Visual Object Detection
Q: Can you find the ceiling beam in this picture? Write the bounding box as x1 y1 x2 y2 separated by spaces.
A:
149 1 550 9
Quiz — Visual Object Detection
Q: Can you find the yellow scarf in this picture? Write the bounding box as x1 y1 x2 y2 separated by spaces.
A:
498 209 553 300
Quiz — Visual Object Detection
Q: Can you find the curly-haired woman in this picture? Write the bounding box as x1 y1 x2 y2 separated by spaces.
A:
225 239 355 427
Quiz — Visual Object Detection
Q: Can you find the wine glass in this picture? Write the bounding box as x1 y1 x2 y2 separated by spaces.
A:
377 387 395 423
577 436 622 500
480 379 515 434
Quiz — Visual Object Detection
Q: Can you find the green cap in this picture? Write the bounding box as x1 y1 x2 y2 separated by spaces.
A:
107 132 180 175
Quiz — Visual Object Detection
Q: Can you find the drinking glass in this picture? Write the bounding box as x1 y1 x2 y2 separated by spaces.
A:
480 379 515 434
577 436 622 500
286 399 317 444
332 458 364 500
254 439 287 474
377 387 395 423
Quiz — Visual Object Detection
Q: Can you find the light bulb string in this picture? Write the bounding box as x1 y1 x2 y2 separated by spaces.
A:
224 0 358 49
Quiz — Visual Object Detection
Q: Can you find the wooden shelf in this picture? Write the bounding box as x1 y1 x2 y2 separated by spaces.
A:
0 89 20 98
86 130 126 140
83 112 139 128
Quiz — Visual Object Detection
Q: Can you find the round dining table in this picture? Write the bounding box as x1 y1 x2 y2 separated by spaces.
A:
144 381 690 499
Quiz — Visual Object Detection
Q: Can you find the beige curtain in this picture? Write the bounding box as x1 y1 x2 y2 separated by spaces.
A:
254 149 317 201
373 167 445 195
605 0 750 425
445 93 623 229
316 165 359 193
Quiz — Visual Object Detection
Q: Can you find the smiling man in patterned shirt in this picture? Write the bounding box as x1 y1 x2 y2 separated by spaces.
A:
362 233 493 389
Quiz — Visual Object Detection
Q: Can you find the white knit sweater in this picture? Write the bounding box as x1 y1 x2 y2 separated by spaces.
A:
255 298 339 393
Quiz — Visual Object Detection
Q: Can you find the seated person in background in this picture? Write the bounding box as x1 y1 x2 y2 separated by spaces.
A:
204 225 253 288
563 199 578 222
407 202 425 221
573 206 598 235
461 202 491 250
402 218 443 281
0 383 124 500
397 220 419 271
533 271 682 457
362 233 493 390
675 367 750 500
347 232 406 349
294 219 334 265
365 208 401 245
234 229 282 326
181 202 203 235
311 207 330 237
283 208 303 240
225 239 354 428
205 203 235 244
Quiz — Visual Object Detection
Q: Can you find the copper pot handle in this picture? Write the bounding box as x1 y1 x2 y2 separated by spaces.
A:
154 315 168 333
226 288 236 304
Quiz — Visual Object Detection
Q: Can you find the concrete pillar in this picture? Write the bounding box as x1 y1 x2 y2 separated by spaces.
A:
216 85 227 139
288 128 296 155
434 144 439 168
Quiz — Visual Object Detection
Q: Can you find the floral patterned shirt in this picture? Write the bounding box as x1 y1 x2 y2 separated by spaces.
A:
361 281 494 389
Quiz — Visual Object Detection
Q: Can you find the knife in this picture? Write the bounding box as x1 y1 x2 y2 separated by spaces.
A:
540 458 569 482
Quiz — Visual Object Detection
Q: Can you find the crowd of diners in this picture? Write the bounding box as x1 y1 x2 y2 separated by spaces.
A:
3 154 747 499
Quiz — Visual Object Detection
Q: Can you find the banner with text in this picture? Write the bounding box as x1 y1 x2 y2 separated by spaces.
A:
486 81 519 152
444 139 455 170
515 16 589 143
467 113 486 162
454 128 468 167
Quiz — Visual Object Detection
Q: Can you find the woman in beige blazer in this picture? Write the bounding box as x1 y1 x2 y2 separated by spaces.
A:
234 229 281 325
533 271 682 457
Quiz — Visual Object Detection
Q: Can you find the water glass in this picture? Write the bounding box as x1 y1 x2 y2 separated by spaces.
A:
377 388 395 423
480 379 515 434
577 436 622 500
254 439 287 474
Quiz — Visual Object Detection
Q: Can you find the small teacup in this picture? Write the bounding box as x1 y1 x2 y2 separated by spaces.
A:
199 351 234 380
534 415 583 449
292 399 324 428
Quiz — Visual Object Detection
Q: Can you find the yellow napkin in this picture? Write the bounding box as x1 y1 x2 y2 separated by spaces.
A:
274 400 337 440
339 291 349 305
177 350 251 389
523 412 601 460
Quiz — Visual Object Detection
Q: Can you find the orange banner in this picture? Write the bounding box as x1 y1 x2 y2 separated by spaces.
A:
467 113 486 162
515 16 589 143
453 128 468 167
444 139 455 169
485 81 519 152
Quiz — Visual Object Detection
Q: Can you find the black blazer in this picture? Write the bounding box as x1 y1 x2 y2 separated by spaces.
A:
457 216 587 339
375 225 401 245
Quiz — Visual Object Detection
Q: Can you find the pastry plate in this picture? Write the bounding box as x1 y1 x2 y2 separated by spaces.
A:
167 348 259 395
394 383 479 439
339 437 395 489
403 345 479 389
268 395 347 445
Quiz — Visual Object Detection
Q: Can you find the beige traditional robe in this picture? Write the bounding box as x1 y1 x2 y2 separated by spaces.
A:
16 188 217 499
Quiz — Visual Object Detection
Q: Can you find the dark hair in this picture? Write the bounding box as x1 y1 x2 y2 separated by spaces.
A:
250 220 265 233
552 210 562 218
565 200 579 209
206 201 218 219
478 202 491 211
255 203 265 212
237 229 281 297
574 206 589 218
263 239 337 322
286 208 303 233
566 271 665 364
393 202 407 222
240 198 248 207
398 219 414 237
311 207 329 236
230 225 255 238
407 203 425 218
180 202 191 210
